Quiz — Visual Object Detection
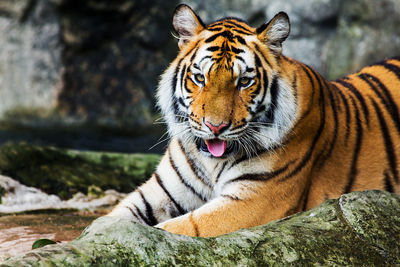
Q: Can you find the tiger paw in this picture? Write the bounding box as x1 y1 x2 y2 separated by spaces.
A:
155 214 198 237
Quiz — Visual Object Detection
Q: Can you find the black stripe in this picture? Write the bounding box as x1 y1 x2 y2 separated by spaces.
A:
282 55 296 65
154 173 186 215
384 171 394 193
378 61 400 79
171 59 184 121
207 27 223 32
189 47 199 62
138 189 158 226
178 97 188 108
177 139 212 188
264 76 279 124
224 21 253 34
254 44 272 67
335 79 370 127
231 46 244 54
125 206 142 222
230 148 269 168
236 35 247 45
343 95 363 193
285 180 312 216
205 31 234 43
207 46 220 52
184 75 191 94
318 80 339 165
188 212 199 237
207 22 224 27
367 56 400 67
221 194 241 201
168 150 207 202
232 28 252 35
182 40 200 58
292 73 298 107
279 67 326 182
236 56 246 64
301 181 312 211
199 55 212 66
284 206 298 217
252 68 262 96
293 65 316 127
254 53 262 67
370 97 399 183
331 83 351 143
359 73 400 134
257 69 269 107
246 67 255 73
179 64 186 95
227 161 292 187
133 204 151 225
256 22 268 34
215 161 229 184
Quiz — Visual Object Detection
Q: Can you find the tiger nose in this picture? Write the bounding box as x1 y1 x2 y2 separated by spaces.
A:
204 121 230 135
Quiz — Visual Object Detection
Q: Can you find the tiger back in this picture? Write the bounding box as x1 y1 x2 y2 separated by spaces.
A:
108 4 400 237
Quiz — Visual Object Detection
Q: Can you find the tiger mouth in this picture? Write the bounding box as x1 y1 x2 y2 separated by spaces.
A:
196 138 236 158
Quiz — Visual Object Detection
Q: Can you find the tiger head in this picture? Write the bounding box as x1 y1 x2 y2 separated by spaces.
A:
157 4 298 158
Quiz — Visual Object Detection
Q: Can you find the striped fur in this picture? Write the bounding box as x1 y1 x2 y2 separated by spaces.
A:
109 5 400 237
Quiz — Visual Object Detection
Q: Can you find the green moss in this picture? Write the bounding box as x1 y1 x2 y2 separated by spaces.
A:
87 185 104 198
0 142 161 199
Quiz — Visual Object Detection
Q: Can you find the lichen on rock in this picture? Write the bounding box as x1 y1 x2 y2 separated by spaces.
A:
1 191 399 266
0 143 161 200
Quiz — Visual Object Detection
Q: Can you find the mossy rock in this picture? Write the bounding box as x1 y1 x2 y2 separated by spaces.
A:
1 190 399 266
0 143 161 199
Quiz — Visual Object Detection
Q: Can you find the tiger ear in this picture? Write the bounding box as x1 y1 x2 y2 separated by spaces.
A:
256 12 290 54
173 4 205 49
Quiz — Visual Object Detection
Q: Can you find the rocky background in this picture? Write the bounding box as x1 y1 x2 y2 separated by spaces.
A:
0 0 399 152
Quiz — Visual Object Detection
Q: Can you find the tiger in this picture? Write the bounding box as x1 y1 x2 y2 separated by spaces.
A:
108 4 400 237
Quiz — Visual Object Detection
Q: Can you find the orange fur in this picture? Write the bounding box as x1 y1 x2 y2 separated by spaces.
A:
158 57 400 237
110 5 400 237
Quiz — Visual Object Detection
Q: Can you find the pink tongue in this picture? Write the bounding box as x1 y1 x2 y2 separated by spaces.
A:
206 139 226 157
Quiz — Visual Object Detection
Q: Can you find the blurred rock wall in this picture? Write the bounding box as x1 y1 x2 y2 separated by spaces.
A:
0 0 399 134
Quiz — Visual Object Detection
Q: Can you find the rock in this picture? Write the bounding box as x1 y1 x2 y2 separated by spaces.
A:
0 143 161 199
325 0 400 79
0 175 61 211
56 0 179 129
1 191 399 265
0 0 62 117
0 175 126 213
0 0 179 135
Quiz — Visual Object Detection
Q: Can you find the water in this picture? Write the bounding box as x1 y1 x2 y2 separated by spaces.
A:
0 211 103 261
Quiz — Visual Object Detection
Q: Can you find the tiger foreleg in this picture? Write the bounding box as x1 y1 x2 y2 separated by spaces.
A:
154 189 288 237
108 148 210 226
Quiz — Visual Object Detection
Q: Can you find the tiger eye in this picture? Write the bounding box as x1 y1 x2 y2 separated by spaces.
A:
194 74 205 84
238 77 251 87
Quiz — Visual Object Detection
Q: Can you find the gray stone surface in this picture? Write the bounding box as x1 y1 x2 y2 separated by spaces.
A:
0 0 62 117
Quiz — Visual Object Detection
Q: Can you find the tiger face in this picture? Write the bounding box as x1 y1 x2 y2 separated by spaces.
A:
157 5 298 158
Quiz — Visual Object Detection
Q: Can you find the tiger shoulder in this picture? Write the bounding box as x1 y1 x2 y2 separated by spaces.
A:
108 4 400 237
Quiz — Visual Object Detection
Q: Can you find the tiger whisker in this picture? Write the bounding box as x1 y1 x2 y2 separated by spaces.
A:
149 126 190 150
